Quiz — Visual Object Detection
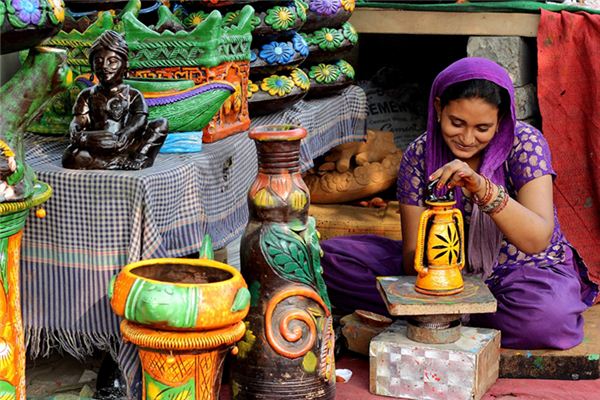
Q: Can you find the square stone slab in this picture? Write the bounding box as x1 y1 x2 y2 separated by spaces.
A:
377 275 497 316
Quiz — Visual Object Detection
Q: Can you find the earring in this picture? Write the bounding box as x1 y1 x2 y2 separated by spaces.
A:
437 116 441 123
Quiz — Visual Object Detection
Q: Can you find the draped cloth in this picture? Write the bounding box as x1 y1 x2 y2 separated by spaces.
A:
537 10 600 290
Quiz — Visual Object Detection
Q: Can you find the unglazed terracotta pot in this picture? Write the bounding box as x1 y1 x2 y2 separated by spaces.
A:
414 181 465 296
109 258 250 399
230 124 335 399
0 183 51 400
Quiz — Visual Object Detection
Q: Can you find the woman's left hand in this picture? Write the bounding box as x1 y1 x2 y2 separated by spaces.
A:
429 160 485 197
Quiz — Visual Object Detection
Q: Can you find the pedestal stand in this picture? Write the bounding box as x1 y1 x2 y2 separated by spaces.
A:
369 275 500 400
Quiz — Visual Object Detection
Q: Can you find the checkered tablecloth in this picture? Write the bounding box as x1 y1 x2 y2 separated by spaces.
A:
20 86 366 391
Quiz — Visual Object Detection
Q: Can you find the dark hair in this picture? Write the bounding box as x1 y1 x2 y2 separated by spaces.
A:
88 30 129 66
439 79 510 118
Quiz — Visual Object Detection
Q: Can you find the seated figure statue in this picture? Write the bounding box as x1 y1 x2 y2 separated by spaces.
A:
62 30 168 170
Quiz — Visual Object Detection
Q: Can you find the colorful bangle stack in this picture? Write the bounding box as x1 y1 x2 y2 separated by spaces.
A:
473 175 509 216
481 184 509 216
473 176 494 206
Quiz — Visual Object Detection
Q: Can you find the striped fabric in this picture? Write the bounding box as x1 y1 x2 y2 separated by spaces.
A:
20 86 366 395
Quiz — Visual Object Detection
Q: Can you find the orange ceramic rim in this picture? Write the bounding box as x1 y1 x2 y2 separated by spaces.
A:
249 124 307 142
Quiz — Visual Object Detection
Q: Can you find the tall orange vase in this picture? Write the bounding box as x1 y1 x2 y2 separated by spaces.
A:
0 183 51 399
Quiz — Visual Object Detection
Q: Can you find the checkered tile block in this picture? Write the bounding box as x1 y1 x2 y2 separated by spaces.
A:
369 321 500 400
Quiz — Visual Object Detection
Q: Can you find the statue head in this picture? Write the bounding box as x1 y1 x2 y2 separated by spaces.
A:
89 30 129 88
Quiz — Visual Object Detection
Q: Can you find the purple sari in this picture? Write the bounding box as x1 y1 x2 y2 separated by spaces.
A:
321 58 598 350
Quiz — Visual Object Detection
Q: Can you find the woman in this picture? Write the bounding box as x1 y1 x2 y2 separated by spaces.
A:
321 57 598 349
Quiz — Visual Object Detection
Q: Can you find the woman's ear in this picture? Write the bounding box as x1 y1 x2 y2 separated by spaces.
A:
434 97 442 122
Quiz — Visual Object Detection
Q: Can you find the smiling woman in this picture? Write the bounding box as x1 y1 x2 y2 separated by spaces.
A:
319 57 599 351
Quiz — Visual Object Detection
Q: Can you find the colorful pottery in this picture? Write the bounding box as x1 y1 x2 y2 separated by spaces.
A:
230 124 335 399
109 257 250 399
0 182 52 400
301 21 357 63
0 0 65 54
250 31 309 74
414 180 465 296
303 59 353 98
247 68 309 116
302 0 353 31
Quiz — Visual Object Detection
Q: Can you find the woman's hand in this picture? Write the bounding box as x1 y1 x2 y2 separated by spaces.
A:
429 160 486 198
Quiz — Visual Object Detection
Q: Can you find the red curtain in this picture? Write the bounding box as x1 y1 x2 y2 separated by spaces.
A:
537 10 600 288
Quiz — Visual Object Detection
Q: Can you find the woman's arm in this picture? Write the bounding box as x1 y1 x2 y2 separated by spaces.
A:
432 160 554 254
399 203 426 275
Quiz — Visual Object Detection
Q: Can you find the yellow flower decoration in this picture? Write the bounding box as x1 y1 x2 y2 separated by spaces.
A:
341 0 355 12
247 81 259 99
48 0 65 23
291 69 310 90
261 75 295 97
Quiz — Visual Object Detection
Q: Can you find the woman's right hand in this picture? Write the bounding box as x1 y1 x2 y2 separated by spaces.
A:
429 159 487 199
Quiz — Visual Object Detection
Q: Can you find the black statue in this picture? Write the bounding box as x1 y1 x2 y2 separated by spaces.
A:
62 30 168 170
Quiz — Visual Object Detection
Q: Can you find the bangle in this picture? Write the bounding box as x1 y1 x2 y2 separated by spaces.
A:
473 176 494 206
489 190 509 216
480 184 508 215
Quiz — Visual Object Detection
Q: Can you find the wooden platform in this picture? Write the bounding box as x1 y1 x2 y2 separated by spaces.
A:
309 202 402 241
349 8 540 37
500 304 600 380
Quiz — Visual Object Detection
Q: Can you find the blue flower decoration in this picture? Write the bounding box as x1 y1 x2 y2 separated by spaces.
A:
250 50 257 62
259 41 295 65
292 33 309 57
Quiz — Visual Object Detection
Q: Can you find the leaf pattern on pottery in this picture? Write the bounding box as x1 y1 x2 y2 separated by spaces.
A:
309 64 341 84
265 6 297 31
144 372 195 400
0 379 16 400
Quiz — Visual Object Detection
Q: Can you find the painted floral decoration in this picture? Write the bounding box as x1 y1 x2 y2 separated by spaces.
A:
1 2 6 26
223 83 243 114
47 0 64 24
310 0 340 16
313 28 344 51
341 0 355 12
261 75 295 97
250 50 257 63
224 9 261 28
309 64 341 84
8 0 43 27
342 22 358 44
292 33 309 57
265 6 297 31
294 0 308 22
259 41 295 65
337 60 355 79
248 81 259 99
291 69 310 91
184 11 207 28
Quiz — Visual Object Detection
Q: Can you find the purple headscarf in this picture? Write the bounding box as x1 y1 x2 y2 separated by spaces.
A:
425 57 516 278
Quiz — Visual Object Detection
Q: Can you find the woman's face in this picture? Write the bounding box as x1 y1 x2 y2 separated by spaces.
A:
435 97 500 165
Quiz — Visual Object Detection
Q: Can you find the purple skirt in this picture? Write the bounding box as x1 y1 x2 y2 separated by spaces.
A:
321 234 591 350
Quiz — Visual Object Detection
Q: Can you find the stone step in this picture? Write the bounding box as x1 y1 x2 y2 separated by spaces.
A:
500 304 600 380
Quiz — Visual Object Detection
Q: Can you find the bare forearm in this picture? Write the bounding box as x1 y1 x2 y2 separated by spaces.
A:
488 195 553 254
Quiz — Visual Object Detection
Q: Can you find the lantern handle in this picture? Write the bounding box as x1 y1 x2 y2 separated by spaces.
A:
427 178 455 203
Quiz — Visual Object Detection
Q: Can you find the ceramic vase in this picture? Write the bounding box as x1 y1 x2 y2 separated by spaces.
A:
0 183 51 400
109 257 251 399
230 125 335 399
414 181 465 296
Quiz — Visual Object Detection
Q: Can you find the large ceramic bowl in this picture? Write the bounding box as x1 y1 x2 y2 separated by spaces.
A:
109 258 250 331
